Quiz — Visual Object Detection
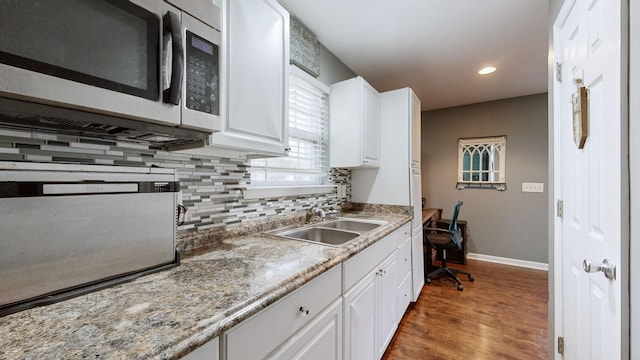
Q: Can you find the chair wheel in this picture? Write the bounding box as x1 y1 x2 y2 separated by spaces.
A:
426 278 432 284
468 275 475 282
457 284 463 291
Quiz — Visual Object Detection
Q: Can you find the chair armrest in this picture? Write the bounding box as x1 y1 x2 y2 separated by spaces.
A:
430 220 452 229
423 227 451 234
424 227 463 249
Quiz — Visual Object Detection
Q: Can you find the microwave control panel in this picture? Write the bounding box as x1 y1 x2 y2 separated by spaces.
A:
185 31 219 115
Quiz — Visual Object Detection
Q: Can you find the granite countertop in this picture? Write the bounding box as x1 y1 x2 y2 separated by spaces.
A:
0 213 410 360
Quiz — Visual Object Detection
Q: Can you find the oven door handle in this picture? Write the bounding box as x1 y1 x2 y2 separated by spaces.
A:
162 11 183 105
176 204 187 226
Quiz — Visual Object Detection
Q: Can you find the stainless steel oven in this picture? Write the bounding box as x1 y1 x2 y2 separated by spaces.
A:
0 161 180 316
0 0 221 138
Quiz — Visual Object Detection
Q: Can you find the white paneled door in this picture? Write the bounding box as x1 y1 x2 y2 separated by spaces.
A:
553 0 628 358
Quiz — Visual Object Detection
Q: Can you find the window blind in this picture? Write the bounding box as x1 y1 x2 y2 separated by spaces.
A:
250 71 330 186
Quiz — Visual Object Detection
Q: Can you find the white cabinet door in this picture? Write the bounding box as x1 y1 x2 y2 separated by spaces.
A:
207 0 289 156
411 226 425 301
376 251 398 359
181 337 219 360
362 81 380 166
410 89 421 168
329 76 380 168
351 87 419 205
397 235 412 319
397 271 412 323
343 271 376 360
271 299 343 360
343 246 400 360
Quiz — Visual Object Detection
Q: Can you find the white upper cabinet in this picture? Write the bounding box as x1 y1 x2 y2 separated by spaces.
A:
329 76 380 168
351 87 420 205
410 90 421 168
182 0 290 157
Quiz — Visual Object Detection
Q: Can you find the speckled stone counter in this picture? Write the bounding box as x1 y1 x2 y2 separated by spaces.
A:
0 213 409 359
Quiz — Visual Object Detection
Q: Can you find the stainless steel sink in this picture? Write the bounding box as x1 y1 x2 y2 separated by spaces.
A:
321 219 382 232
279 227 360 246
274 218 387 247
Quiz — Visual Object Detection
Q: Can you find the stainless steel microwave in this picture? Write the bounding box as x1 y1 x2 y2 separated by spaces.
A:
0 0 221 140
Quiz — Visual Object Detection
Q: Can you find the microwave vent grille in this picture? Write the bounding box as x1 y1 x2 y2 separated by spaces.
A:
0 97 208 149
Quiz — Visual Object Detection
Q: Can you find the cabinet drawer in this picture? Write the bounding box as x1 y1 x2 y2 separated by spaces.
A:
224 265 341 360
398 235 412 276
397 223 411 246
270 298 342 360
397 271 412 320
343 230 397 292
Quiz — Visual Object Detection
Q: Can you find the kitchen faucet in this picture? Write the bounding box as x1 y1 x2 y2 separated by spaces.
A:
308 204 340 222
308 205 326 222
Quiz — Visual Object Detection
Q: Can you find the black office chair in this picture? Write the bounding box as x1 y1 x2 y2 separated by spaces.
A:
424 201 475 291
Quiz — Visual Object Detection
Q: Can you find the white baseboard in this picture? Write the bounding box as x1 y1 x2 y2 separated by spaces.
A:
467 253 549 271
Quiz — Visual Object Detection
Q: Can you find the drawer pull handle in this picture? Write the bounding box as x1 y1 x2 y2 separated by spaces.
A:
299 306 310 315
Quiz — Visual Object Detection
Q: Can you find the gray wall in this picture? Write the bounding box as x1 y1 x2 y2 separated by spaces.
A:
317 43 356 86
421 93 548 263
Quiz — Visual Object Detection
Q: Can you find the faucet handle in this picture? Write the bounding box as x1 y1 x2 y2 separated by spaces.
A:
307 205 325 222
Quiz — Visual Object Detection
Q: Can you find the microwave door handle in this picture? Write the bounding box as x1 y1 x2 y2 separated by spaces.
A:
162 11 183 105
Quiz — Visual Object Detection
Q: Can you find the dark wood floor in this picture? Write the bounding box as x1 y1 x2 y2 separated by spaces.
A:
383 259 549 360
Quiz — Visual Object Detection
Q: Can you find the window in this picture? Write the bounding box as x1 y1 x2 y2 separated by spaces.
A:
457 136 507 191
250 67 330 187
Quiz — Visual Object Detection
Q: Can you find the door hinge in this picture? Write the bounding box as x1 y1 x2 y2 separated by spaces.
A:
556 62 562 83
558 336 565 355
557 200 563 218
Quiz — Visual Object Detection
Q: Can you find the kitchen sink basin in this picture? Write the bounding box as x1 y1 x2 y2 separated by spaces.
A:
275 218 387 247
279 227 360 246
321 219 382 232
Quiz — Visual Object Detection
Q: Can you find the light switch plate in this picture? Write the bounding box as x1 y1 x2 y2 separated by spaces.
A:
522 182 544 193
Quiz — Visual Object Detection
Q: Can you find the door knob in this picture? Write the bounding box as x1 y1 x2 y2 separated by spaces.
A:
583 258 616 280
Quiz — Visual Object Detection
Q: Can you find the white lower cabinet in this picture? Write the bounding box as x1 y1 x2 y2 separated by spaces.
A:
271 298 343 360
343 271 377 360
206 223 415 360
397 227 413 320
376 252 399 358
342 227 404 360
397 271 412 323
411 226 425 301
181 337 219 360
223 265 341 359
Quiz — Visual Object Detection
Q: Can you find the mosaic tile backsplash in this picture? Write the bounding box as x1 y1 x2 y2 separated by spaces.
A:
0 128 351 251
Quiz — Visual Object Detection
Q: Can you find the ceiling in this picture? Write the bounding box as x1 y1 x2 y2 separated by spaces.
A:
278 0 549 111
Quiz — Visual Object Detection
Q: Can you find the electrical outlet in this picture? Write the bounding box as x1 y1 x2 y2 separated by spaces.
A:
337 185 347 198
522 182 544 193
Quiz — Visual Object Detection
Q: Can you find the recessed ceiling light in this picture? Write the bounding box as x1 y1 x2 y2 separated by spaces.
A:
478 66 497 75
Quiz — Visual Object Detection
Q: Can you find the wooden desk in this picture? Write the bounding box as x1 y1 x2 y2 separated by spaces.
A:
421 209 442 270
422 208 442 225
